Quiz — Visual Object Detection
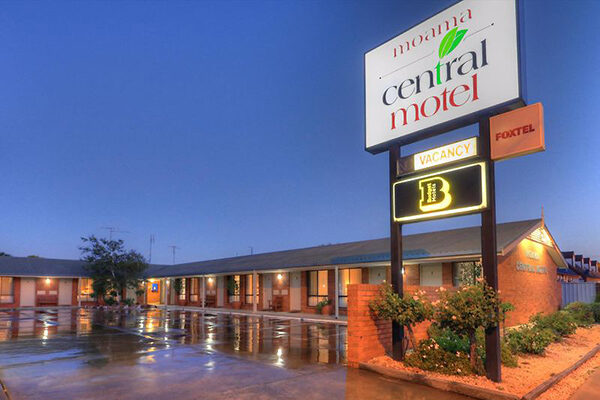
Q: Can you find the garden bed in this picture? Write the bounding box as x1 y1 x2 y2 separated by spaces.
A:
365 325 600 400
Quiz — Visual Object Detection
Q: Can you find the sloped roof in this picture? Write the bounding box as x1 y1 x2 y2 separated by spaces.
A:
0 219 546 279
146 219 543 277
0 257 89 278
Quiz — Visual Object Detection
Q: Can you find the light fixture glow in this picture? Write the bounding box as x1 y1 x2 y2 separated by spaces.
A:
277 273 283 281
207 277 213 283
45 278 51 285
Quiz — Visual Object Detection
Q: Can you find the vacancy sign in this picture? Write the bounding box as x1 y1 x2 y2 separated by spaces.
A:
365 0 523 154
414 137 477 171
490 102 544 161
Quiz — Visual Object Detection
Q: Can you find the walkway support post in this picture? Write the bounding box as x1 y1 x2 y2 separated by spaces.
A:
389 145 405 360
202 276 206 308
480 117 501 382
253 270 258 313
334 266 339 319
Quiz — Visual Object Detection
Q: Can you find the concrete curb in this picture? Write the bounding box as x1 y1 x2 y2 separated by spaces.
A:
521 343 600 400
360 362 519 400
361 343 600 400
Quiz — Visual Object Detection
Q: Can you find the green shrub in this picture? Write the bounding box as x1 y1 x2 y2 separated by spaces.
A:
591 303 600 323
104 296 117 306
470 328 518 368
595 292 600 303
564 302 594 327
121 298 135 306
434 284 503 371
531 311 577 337
501 340 518 367
506 326 555 355
404 339 473 376
428 325 469 354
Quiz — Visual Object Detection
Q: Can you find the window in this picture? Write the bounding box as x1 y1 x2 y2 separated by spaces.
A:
190 278 199 302
228 275 240 303
0 277 14 304
308 270 328 307
338 268 362 308
452 261 482 287
79 278 93 302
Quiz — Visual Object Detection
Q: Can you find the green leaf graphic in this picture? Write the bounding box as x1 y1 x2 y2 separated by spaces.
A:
448 29 467 54
438 27 458 58
438 27 468 59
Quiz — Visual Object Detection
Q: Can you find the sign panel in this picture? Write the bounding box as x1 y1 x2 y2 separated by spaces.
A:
490 102 544 161
365 0 524 154
414 136 478 171
393 161 487 222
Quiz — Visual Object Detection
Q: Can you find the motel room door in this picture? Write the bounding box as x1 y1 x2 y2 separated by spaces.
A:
290 271 301 312
420 263 443 287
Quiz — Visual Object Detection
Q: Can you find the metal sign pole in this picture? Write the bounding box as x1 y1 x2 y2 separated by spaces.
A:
480 117 502 382
389 145 405 360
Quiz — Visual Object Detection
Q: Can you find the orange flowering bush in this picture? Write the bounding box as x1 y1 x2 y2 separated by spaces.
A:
435 283 503 371
370 284 433 350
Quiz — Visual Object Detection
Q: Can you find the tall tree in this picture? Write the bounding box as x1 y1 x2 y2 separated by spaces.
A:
0 252 11 257
80 236 147 303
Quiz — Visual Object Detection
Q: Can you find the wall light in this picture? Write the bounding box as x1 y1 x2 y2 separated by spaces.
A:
276 273 283 281
207 277 213 283
401 267 405 275
45 278 51 285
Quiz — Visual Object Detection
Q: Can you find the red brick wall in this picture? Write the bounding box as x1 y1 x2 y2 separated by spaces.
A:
71 279 78 305
404 264 420 286
347 283 391 367
361 268 369 284
442 262 453 286
498 239 561 326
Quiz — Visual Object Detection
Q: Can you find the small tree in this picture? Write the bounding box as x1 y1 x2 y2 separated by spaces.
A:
435 283 503 371
80 236 148 304
173 278 183 295
370 284 433 350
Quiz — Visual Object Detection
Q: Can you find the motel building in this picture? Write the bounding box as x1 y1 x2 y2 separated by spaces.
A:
0 218 568 328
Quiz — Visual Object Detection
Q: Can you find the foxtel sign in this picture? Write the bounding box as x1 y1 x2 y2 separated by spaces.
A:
365 0 525 154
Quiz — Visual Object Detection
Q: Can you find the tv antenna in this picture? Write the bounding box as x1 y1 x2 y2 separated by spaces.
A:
168 245 180 265
149 234 155 263
101 226 129 240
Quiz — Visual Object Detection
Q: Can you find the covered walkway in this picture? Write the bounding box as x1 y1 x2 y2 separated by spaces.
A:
154 305 347 325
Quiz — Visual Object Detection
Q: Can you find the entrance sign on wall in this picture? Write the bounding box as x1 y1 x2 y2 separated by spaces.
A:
392 161 487 223
414 136 478 171
490 102 544 161
365 0 524 154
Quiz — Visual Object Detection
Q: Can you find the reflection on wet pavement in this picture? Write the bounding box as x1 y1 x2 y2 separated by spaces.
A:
0 308 469 400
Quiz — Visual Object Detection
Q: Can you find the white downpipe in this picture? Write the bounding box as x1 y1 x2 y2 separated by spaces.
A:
334 266 339 319
202 276 206 308
252 270 258 313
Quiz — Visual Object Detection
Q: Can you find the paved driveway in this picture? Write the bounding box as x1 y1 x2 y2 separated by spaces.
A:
0 308 469 399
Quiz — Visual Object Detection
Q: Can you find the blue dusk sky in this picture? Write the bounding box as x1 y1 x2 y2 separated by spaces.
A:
1 0 598 264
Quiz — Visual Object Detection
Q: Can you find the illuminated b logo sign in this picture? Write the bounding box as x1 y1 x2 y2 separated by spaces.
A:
418 176 452 212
